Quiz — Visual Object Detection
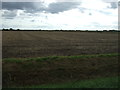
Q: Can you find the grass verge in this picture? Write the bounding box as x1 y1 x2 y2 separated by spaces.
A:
17 76 119 88
3 53 119 63
3 53 119 88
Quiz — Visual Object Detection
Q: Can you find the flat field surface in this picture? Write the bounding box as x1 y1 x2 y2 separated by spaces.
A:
2 31 119 58
2 31 119 88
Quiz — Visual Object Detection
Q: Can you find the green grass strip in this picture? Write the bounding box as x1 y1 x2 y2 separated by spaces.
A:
3 53 119 63
14 76 119 88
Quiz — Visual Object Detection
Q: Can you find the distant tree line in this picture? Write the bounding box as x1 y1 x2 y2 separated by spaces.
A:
2 28 119 32
2 28 20 31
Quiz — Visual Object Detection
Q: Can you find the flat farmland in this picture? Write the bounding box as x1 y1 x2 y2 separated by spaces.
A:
2 31 119 88
2 31 118 58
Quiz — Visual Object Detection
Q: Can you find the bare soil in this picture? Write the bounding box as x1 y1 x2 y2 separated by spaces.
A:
2 31 119 58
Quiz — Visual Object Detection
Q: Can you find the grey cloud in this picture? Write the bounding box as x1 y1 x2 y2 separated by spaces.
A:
2 2 46 19
102 0 118 9
2 2 35 10
2 10 17 19
2 2 80 14
47 2 80 14
2 2 80 19
2 2 46 13
119 1 120 6
89 13 92 15
31 20 35 22
110 2 118 9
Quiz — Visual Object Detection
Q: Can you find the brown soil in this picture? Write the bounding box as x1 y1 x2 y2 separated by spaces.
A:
2 31 118 58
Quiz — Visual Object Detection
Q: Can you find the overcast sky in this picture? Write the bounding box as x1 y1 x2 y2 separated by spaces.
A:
0 0 118 30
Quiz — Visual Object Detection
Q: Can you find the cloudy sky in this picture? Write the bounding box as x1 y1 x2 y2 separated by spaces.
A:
0 0 118 30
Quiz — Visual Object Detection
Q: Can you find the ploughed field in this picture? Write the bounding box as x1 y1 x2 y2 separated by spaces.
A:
2 31 118 58
2 31 119 88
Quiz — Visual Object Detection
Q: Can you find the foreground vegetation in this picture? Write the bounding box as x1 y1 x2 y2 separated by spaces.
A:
3 53 119 88
24 76 119 88
3 53 119 63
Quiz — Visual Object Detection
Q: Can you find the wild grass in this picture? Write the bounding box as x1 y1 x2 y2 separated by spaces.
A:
15 76 119 88
3 53 119 63
3 53 119 88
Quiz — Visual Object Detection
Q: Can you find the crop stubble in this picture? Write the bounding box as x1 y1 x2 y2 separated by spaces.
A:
2 31 118 58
